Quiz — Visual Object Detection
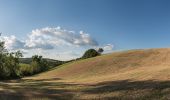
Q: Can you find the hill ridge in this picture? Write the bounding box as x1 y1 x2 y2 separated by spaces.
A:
27 48 170 83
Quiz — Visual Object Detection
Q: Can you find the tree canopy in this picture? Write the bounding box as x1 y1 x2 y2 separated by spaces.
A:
0 40 22 79
82 49 100 59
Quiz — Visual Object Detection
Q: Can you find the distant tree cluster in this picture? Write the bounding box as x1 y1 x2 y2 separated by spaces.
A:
82 48 104 59
19 58 64 67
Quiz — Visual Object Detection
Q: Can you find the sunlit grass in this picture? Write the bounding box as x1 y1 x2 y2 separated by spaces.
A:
2 48 170 99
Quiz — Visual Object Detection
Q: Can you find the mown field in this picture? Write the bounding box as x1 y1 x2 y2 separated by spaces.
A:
1 48 170 100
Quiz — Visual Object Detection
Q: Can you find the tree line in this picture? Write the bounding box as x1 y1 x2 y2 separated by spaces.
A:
0 40 52 79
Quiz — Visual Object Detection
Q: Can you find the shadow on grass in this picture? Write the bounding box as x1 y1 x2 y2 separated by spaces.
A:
1 79 170 100
83 80 170 100
0 78 84 100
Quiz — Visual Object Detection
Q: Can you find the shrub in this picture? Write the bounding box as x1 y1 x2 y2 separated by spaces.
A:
97 48 104 54
0 41 23 79
82 49 100 59
31 55 49 74
19 64 32 76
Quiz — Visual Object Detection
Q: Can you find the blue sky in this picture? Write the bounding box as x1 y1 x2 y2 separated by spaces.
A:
0 0 170 60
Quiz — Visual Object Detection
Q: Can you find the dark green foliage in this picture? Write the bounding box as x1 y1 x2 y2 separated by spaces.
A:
19 64 32 76
82 49 100 59
0 41 23 79
30 55 49 74
19 55 66 76
0 37 66 79
97 48 104 54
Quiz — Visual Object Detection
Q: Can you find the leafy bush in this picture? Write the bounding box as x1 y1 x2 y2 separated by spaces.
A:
19 64 32 76
82 49 100 59
0 37 64 79
0 42 23 79
31 55 49 73
19 55 50 76
97 48 104 54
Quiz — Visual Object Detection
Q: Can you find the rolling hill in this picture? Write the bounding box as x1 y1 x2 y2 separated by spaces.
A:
31 48 170 82
1 48 170 100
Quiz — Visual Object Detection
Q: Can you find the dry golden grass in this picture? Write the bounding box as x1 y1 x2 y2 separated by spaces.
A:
1 48 170 100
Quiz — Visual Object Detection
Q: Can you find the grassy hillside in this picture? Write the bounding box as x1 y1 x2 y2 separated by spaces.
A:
1 48 170 100
31 48 170 83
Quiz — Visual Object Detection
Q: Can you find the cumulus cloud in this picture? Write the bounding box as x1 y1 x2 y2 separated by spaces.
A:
0 26 114 60
25 27 98 49
1 27 98 51
103 44 114 51
1 35 25 50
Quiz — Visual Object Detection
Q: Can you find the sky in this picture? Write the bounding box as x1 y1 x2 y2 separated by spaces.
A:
0 0 170 60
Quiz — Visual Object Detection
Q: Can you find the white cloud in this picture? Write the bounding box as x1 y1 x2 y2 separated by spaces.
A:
25 27 98 49
1 26 98 50
0 26 114 60
103 44 114 51
1 35 25 50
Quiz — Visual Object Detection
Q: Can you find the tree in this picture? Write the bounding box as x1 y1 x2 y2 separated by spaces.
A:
31 55 49 74
6 51 23 78
0 38 23 79
97 48 104 54
82 49 100 59
0 42 7 78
